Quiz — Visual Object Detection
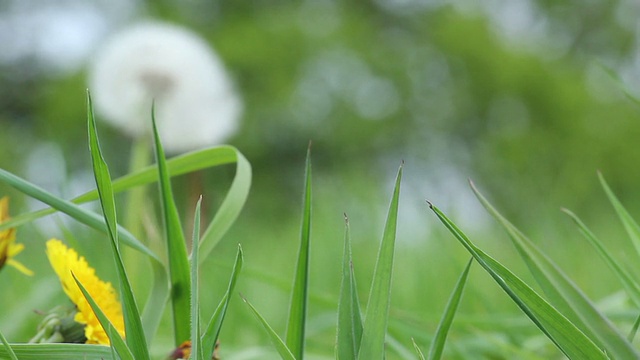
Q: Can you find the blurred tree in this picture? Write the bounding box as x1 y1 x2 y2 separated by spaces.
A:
0 0 639 226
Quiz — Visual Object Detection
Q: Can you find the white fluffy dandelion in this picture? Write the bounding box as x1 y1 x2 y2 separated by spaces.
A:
88 21 242 153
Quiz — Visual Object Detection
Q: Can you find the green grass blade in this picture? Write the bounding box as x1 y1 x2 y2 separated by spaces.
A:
151 107 192 346
599 171 640 257
0 168 157 260
470 181 637 358
199 149 252 265
285 145 312 359
0 145 250 238
357 163 403 360
562 208 640 308
202 244 244 358
73 273 135 360
629 312 640 342
87 92 150 359
0 344 114 359
141 260 169 344
242 295 296 360
0 164 168 345
87 96 118 245
191 196 203 360
412 338 425 360
428 203 608 360
0 330 18 360
427 258 472 360
336 214 363 360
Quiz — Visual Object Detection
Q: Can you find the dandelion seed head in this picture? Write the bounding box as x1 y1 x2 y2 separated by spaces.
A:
89 21 242 153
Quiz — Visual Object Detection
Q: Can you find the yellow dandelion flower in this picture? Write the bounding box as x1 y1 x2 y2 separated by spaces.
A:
0 197 33 276
46 239 125 345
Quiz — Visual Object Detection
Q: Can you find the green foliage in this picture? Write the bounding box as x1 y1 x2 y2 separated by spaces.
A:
0 330 17 360
470 181 638 358
201 244 243 358
0 96 251 358
151 105 192 346
358 163 402 359
336 215 363 359
427 258 472 360
0 344 113 359
429 202 608 359
73 274 135 360
87 92 150 359
285 145 313 359
190 197 203 360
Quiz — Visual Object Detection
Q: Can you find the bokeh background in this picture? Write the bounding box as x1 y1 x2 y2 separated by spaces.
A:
2 0 640 358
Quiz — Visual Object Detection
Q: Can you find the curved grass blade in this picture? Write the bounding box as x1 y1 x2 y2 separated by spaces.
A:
285 144 312 359
0 145 249 235
202 244 244 358
199 149 252 264
336 214 363 360
73 273 135 360
0 344 113 359
428 203 608 360
0 168 157 260
357 162 403 359
599 171 640 257
470 181 637 358
191 196 203 360
242 295 296 360
427 258 472 360
88 92 149 359
151 106 191 346
562 208 640 308
0 330 18 360
412 338 425 360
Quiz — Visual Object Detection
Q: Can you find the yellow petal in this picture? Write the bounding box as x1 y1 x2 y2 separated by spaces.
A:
46 239 125 344
0 197 30 276
7 259 33 276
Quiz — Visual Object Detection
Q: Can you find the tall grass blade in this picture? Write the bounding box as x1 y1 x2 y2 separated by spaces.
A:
0 344 113 359
427 258 472 360
336 214 363 359
73 273 135 360
562 208 640 308
242 295 296 360
412 338 425 360
0 330 18 360
599 171 640 257
202 244 244 358
285 145 312 359
428 203 608 359
87 92 149 359
470 181 637 358
191 196 203 360
357 162 403 359
151 106 192 346
629 313 640 342
141 260 169 344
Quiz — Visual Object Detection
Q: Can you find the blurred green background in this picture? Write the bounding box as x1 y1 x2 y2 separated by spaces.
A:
1 0 640 358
